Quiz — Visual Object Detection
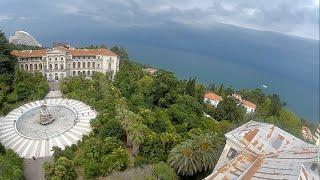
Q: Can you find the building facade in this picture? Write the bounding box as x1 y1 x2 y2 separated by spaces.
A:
11 46 119 81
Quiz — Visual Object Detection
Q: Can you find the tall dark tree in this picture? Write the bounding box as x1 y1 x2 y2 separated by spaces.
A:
185 77 196 97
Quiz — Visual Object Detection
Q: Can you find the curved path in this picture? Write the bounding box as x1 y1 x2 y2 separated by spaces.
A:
0 98 96 158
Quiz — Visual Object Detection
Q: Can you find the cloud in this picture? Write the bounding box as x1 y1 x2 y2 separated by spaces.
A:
0 0 318 39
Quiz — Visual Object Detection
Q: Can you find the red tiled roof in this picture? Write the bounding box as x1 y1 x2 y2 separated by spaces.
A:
10 49 46 57
241 99 256 109
66 48 117 56
10 47 117 58
204 91 223 101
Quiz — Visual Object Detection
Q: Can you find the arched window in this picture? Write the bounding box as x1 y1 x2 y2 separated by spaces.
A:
20 64 23 70
87 62 90 68
30 64 33 70
82 62 86 68
87 71 90 76
55 64 58 70
77 62 80 68
55 73 58 80
60 64 64 70
83 71 86 75
35 64 38 70
25 64 28 70
93 62 95 68
98 64 100 68
78 71 81 75
49 64 52 70
73 71 76 76
39 63 42 70
73 62 76 68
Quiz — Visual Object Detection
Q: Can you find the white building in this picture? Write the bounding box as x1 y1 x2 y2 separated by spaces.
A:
205 121 319 180
232 93 256 113
204 91 223 107
11 45 119 81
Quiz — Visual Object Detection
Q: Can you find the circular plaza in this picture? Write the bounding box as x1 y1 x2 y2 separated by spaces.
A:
0 98 96 158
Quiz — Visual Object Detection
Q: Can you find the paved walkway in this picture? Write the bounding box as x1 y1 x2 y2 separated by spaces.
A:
23 157 53 180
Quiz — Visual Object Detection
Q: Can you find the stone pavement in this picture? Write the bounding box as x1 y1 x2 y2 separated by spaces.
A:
23 157 53 180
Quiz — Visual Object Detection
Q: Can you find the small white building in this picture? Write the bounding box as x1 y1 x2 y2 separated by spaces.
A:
204 91 223 107
232 93 256 114
241 99 256 113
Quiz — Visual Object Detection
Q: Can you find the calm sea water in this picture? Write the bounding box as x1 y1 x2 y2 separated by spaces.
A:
110 25 319 123
39 24 319 123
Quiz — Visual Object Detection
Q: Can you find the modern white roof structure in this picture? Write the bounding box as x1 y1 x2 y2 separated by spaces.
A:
205 120 319 180
0 98 96 158
9 30 42 47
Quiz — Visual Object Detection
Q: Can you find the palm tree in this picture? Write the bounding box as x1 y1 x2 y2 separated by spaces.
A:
167 133 222 176
193 133 221 171
127 123 146 156
167 140 201 176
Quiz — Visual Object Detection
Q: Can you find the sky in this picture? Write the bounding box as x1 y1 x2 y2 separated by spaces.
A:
0 0 319 40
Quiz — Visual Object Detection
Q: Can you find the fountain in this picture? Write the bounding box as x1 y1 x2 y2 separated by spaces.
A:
39 104 55 125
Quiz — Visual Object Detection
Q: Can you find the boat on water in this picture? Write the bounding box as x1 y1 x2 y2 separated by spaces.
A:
262 85 268 88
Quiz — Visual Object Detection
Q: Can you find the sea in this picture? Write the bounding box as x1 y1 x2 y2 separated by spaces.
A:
38 23 320 123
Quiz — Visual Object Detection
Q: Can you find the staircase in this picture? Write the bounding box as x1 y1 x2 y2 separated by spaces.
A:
0 98 96 158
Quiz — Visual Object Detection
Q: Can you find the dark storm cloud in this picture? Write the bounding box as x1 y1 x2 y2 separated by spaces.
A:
0 0 318 39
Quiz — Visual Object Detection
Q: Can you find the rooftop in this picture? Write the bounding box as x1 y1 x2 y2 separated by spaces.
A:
10 46 117 58
206 121 319 180
241 99 256 109
204 91 223 101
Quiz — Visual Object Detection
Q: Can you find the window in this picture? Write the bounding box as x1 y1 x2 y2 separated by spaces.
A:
61 57 63 60
83 71 86 76
20 64 23 70
30 64 33 70
55 64 58 70
87 71 90 75
73 62 76 68
35 64 38 70
98 64 100 68
44 57 46 60
227 148 237 160
50 64 52 70
88 56 91 59
92 62 95 68
78 62 81 68
40 57 42 60
55 57 57 60
49 57 51 61
78 71 81 75
60 64 64 70
73 71 76 76
82 62 85 68
25 64 28 70
39 63 42 70
93 56 96 59
87 62 90 68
